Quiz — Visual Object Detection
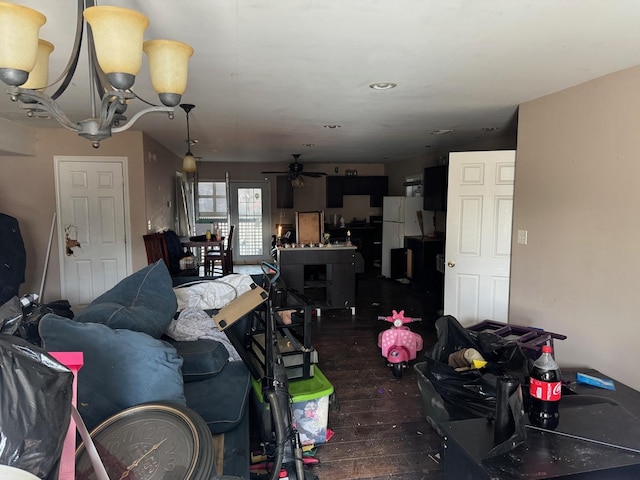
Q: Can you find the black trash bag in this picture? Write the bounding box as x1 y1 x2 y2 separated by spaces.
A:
423 356 498 420
423 315 530 421
0 335 74 478
0 296 22 334
1 297 74 347
20 300 75 347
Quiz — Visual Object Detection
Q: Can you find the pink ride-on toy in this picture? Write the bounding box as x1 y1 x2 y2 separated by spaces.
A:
377 309 423 378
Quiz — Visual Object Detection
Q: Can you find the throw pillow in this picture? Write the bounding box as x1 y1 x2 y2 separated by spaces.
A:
39 314 186 432
164 337 229 382
74 260 177 338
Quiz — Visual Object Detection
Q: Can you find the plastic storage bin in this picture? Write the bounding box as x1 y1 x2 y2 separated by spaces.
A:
251 367 334 445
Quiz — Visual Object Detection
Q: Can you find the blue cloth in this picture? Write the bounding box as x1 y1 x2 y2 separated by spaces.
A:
164 230 188 274
0 213 26 304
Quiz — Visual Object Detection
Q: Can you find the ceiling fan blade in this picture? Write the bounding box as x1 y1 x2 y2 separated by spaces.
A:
301 172 328 177
261 170 289 174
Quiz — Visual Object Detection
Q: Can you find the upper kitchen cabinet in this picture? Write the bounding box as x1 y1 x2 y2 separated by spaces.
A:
423 165 448 211
326 176 388 208
276 175 294 208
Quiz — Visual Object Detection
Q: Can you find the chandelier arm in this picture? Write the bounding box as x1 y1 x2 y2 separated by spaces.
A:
97 92 125 126
8 88 81 133
86 21 111 102
50 0 85 100
111 106 175 134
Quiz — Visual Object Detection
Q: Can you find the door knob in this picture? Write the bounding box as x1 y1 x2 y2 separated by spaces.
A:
447 261 455 268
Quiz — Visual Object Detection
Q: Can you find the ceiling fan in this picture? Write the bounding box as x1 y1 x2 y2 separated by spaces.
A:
262 154 328 179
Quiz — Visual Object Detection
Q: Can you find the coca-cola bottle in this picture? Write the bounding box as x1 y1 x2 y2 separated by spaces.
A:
528 344 561 429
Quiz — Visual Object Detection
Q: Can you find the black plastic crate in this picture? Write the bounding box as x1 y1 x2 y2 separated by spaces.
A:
466 320 566 360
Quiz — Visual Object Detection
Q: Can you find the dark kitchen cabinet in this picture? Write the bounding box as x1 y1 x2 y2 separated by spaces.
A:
405 236 445 311
325 176 388 208
423 165 448 211
326 177 344 208
276 175 294 208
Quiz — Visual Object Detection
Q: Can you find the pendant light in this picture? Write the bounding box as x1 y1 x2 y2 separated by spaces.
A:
180 103 197 172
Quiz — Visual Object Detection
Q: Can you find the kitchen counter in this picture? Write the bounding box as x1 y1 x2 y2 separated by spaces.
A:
277 245 356 312
404 234 446 242
277 243 357 251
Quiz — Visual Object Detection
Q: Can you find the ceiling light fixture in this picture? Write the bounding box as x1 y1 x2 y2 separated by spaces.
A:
369 82 397 90
291 176 304 188
323 124 341 129
0 1 193 148
180 103 197 173
429 129 455 135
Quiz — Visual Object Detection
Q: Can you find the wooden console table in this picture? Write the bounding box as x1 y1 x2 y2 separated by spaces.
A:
276 244 357 314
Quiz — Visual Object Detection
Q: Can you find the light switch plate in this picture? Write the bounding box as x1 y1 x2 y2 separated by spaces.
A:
517 229 528 245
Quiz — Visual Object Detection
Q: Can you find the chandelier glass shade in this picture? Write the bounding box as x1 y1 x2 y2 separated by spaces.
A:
291 176 304 188
0 1 194 147
20 39 54 90
182 152 197 173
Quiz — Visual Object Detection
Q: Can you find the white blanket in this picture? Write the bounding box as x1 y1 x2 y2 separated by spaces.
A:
172 274 256 311
166 307 242 361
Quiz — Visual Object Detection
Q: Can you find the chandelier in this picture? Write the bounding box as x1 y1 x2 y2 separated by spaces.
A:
0 1 193 147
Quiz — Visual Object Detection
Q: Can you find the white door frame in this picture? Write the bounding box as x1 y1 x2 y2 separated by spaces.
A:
54 156 132 301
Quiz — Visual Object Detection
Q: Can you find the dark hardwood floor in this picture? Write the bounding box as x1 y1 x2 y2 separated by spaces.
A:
304 272 445 480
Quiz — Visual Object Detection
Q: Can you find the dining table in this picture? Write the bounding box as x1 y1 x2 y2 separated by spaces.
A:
181 239 225 264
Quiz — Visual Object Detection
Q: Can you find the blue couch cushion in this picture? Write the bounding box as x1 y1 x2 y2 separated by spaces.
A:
74 260 177 339
164 337 229 383
39 314 186 432
183 360 251 435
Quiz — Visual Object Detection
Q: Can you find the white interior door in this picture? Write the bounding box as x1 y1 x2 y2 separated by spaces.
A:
444 150 515 326
229 180 271 264
55 157 130 307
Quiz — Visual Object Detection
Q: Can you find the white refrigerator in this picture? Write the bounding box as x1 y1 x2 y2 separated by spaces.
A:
381 196 425 278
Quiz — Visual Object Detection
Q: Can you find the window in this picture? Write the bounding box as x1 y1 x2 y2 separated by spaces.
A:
197 181 227 223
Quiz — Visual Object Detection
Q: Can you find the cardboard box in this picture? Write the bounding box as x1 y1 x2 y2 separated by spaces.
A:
213 282 268 330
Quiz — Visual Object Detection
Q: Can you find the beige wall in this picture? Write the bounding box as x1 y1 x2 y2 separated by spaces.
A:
142 134 184 233
511 65 640 390
0 127 157 302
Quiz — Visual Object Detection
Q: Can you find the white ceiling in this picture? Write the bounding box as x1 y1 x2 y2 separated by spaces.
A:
2 0 640 164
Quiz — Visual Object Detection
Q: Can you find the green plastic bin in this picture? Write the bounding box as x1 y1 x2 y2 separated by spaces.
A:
251 367 334 445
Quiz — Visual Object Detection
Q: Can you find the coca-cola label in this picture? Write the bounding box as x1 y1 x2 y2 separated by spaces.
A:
530 378 562 401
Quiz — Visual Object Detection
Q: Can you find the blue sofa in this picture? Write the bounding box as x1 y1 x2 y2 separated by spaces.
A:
39 260 251 479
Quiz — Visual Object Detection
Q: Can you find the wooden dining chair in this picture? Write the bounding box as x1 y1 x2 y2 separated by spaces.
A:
143 232 170 268
143 231 198 276
204 225 235 276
